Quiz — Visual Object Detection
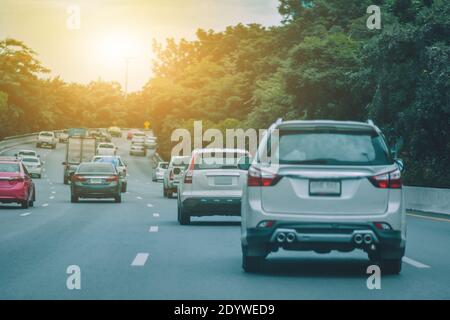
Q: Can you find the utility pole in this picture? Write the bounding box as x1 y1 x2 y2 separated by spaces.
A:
124 57 132 98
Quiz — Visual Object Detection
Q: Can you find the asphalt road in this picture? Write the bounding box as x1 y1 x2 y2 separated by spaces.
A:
0 136 449 300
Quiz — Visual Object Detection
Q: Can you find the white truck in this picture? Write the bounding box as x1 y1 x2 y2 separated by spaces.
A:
62 136 96 184
36 131 57 149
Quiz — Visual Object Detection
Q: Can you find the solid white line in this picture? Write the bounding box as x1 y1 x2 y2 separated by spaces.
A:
41 203 49 207
153 213 160 218
131 253 149 266
149 226 159 232
20 212 32 217
403 256 431 269
407 213 450 223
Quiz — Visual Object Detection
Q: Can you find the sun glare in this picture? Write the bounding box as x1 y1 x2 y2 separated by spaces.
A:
98 32 140 62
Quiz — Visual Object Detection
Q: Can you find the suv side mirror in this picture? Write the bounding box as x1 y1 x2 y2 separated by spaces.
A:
395 159 405 172
237 156 252 171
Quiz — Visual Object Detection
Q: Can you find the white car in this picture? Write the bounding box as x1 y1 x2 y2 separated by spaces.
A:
37 131 57 149
177 149 250 224
96 143 117 156
129 144 146 157
145 136 157 149
131 136 145 146
163 156 191 198
16 150 39 158
21 156 42 178
152 161 168 182
240 119 406 274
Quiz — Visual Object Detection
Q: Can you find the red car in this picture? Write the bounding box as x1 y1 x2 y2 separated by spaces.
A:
0 157 36 209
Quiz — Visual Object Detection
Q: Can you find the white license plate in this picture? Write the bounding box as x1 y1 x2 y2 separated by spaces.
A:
309 180 341 196
90 178 103 184
214 176 233 185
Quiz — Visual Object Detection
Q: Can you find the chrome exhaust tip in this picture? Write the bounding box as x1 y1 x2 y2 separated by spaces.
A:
276 232 286 243
286 233 296 243
354 234 364 245
363 234 373 245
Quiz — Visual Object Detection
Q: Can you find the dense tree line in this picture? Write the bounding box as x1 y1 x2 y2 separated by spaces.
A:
0 0 448 187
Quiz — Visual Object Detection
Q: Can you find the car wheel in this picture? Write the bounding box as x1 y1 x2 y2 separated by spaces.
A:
381 258 402 275
29 199 34 207
71 194 79 203
168 190 173 198
242 253 264 273
121 182 127 193
163 187 167 197
21 200 29 209
37 174 41 179
179 206 190 225
115 194 122 203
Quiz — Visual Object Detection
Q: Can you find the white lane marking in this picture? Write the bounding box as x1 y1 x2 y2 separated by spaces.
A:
51 191 56 194
147 204 153 208
149 226 159 232
153 213 160 218
403 256 431 269
41 203 49 207
49 196 55 200
20 212 32 217
136 196 143 200
131 253 149 266
407 213 450 223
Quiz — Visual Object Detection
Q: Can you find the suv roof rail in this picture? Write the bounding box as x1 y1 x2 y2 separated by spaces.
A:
367 119 375 126
275 118 283 125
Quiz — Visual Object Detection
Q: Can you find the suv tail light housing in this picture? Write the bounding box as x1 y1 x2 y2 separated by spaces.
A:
72 175 87 182
169 170 174 180
247 166 281 187
184 155 196 184
9 176 24 185
368 169 402 189
106 175 119 182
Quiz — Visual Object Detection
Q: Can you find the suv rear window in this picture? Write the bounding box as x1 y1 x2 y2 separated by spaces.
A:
40 132 53 137
195 152 248 170
269 130 392 166
0 163 21 172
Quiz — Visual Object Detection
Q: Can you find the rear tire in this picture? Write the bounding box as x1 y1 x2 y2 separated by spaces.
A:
381 258 402 275
71 194 79 203
21 200 29 209
121 182 127 193
168 190 173 198
64 176 69 185
178 206 191 225
163 187 168 197
242 254 264 273
115 194 122 203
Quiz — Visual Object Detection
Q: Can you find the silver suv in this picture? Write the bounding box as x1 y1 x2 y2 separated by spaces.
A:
163 156 190 198
177 148 250 225
240 119 406 274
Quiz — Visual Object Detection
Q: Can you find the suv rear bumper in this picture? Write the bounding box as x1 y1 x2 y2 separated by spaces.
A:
182 197 241 216
245 222 405 259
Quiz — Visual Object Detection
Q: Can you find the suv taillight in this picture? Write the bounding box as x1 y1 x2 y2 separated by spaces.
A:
247 166 281 187
169 170 174 180
72 175 87 182
368 169 402 189
184 155 196 184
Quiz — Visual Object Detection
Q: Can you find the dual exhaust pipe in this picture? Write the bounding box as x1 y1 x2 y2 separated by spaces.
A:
353 233 374 245
276 232 296 243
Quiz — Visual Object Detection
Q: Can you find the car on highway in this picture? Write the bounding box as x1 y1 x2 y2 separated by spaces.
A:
127 129 142 140
177 148 250 225
20 156 43 178
240 119 406 274
96 142 117 156
36 131 57 149
70 162 123 203
152 161 168 182
108 126 122 138
144 135 157 149
16 150 39 158
131 134 145 146
92 155 128 192
98 128 112 143
0 157 35 209
58 130 69 143
163 155 190 198
129 144 147 157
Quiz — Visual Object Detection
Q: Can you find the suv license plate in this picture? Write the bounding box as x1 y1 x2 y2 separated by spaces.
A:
309 180 341 196
90 178 102 184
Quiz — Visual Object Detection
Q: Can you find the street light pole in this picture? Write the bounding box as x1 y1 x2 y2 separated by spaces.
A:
124 57 132 98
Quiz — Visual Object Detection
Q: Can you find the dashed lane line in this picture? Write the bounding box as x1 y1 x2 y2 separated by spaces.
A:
147 204 153 208
403 256 431 269
20 212 32 217
49 196 55 200
153 213 160 218
131 253 149 267
149 226 159 232
41 203 49 207
136 196 143 200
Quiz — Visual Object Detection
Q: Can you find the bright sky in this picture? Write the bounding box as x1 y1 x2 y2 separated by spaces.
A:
0 0 281 92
